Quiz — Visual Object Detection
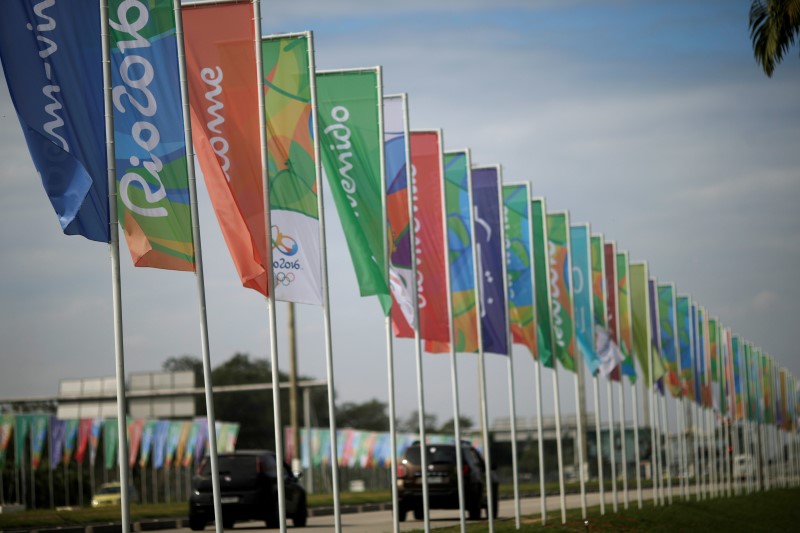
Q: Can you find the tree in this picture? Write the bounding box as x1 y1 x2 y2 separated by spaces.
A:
438 416 475 434
749 0 800 76
398 410 438 433
336 399 389 431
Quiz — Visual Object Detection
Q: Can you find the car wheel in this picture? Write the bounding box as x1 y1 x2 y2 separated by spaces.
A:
189 515 206 531
293 497 308 528
413 504 424 521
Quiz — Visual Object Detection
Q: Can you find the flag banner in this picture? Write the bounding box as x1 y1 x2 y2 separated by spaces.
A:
615 253 636 381
604 243 621 381
569 224 599 374
691 304 702 405
110 0 194 270
75 418 93 465
49 417 66 470
62 419 79 465
139 419 156 467
676 296 694 398
697 308 713 408
780 369 789 429
14 415 30 467
709 319 721 411
438 151 479 353
383 95 415 336
182 421 200 467
657 284 681 397
761 353 772 424
546 212 576 371
408 131 449 345
590 235 607 328
721 328 731 417
165 420 183 467
175 421 192 467
193 417 208 465
504 184 536 357
30 414 48 470
317 69 390 312
128 418 144 468
0 415 14 471
472 167 509 356
103 418 118 470
225 423 239 452
184 1 267 294
631 263 664 387
531 199 554 367
263 33 324 304
152 420 170 469
648 279 669 394
0 0 109 242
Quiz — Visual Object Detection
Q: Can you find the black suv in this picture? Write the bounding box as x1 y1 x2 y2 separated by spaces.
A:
189 450 307 529
396 441 498 521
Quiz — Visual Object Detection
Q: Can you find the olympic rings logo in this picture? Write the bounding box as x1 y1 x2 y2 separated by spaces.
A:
276 272 296 286
272 225 299 256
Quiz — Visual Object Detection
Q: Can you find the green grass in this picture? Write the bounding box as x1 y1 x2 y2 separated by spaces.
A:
407 487 800 532
0 503 187 529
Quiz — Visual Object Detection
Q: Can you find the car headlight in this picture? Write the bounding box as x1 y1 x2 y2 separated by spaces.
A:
91 499 99 506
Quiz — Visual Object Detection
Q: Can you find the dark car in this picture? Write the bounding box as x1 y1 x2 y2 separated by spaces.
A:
396 441 498 521
189 450 307 530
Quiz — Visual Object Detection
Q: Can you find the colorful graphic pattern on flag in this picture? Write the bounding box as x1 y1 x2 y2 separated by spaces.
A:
676 296 694 398
546 212 575 372
441 151 479 353
110 0 194 270
49 417 66 470
504 184 535 357
570 224 599 375
615 253 636 382
409 131 449 345
657 284 681 397
472 167 509 356
590 236 606 328
383 95 415 337
0 0 109 242
30 415 48 470
0 415 12 470
184 1 267 294
317 69 390 312
630 263 654 385
531 199 554 368
128 419 144 468
103 418 118 470
604 242 620 381
264 33 324 304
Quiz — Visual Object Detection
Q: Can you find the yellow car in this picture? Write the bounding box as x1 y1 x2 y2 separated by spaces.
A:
91 482 139 507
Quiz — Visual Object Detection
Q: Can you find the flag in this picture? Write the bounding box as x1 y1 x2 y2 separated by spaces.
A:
263 32 325 304
103 418 118 470
648 279 669 394
630 263 666 387
657 283 681 397
182 422 201 467
30 414 48 470
62 419 79 465
152 420 170 469
472 167 509 355
615 252 637 381
383 95 415 336
193 417 208 466
111 0 194 270
676 296 694 398
184 1 267 294
531 198 554 368
0 0 109 242
546 212 576 371
49 417 66 470
732 336 744 421
165 420 183 467
504 184 536 357
175 421 192 468
74 418 93 465
591 235 621 376
14 415 29 467
128 419 145 468
409 131 449 345
604 242 621 380
438 150 479 353
709 318 721 410
569 224 599 375
0 415 14 471
317 68 390 312
139 419 156 468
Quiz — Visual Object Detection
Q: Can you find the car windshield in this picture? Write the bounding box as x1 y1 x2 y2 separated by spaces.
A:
200 454 276 476
98 485 120 495
404 446 457 465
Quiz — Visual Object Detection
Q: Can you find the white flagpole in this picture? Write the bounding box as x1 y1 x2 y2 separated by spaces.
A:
552 369 567 524
252 4 287 530
607 380 618 512
618 382 628 508
534 357 548 523
647 288 657 506
694 402 702 499
593 376 605 514
660 389 673 504
100 1 131 530
501 176 521 528
631 381 642 508
440 141 467 533
307 32 343 532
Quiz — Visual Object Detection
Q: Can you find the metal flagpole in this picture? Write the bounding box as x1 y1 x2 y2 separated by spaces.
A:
501 175 521 529
694 402 702 500
607 380 618 512
252 3 287 530
631 381 642 508
679 398 688 499
440 141 467 533
48 419 54 509
593 376 605 514
100 1 131 529
534 357 548 523
647 296 658 506
618 382 628 508
552 369 567 524
660 390 673 504
574 373 587 519
174 2 226 531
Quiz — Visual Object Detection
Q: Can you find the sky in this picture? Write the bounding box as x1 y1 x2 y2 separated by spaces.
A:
0 0 799 431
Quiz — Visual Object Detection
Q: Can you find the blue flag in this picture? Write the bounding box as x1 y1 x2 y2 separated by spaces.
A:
570 224 599 375
0 0 109 242
470 166 508 355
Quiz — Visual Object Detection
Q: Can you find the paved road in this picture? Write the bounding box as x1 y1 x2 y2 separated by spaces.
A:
176 486 675 533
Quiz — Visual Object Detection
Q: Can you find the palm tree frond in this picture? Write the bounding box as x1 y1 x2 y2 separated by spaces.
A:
749 0 800 77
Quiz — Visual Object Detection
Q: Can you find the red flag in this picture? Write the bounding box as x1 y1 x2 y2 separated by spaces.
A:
604 242 621 381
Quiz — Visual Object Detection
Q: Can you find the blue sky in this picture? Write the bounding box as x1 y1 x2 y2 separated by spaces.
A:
1 0 798 428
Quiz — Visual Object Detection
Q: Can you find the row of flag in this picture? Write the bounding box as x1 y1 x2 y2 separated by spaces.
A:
0 415 238 472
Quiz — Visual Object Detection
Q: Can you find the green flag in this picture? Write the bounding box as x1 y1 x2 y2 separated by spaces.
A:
630 262 667 386
531 198 554 368
316 69 390 313
546 212 576 373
